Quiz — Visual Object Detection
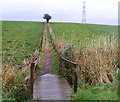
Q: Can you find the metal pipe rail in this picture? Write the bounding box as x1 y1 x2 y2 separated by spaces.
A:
47 23 78 93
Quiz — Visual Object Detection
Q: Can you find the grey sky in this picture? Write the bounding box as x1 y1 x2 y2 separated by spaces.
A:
1 0 119 25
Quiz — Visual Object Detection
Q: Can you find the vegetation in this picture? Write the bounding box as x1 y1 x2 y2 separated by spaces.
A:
43 14 52 23
51 23 117 48
72 80 118 100
2 21 43 101
38 24 47 74
50 22 118 100
2 21 43 66
48 35 60 75
2 21 119 100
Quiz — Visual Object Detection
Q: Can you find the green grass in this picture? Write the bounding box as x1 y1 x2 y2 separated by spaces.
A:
71 69 119 100
72 81 118 100
2 21 44 101
38 25 46 74
49 36 60 75
50 22 118 48
51 47 60 74
2 21 43 65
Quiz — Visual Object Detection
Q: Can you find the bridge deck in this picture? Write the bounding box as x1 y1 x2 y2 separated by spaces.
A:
33 73 71 100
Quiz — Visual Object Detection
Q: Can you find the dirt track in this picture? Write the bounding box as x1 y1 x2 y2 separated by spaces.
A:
42 35 53 74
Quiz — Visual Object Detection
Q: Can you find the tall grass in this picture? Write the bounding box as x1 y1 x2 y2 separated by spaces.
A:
56 35 118 84
50 23 118 84
2 64 30 101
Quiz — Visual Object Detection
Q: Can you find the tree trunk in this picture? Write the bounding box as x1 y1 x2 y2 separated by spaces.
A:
47 19 49 23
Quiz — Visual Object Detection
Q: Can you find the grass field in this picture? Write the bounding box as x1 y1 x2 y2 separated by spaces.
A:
2 21 43 66
51 22 118 48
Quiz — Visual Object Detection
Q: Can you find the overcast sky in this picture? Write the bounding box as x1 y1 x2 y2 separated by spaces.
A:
1 0 119 25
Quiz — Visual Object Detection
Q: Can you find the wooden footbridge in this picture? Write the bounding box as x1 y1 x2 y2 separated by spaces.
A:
28 23 78 100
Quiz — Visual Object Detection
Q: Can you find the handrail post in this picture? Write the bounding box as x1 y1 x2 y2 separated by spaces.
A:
40 31 43 51
59 58 64 76
74 64 78 93
30 63 34 99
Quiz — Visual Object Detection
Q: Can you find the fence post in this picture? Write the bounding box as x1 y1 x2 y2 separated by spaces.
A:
40 34 43 51
30 63 34 99
59 58 64 76
74 64 78 93
41 32 44 51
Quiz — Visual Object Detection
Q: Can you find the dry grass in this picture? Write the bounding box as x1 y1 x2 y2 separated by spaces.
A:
2 64 29 88
2 64 30 101
55 35 118 84
2 47 40 96
55 39 68 52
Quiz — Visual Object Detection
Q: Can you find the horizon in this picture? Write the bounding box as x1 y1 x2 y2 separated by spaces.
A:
1 0 119 26
1 20 118 26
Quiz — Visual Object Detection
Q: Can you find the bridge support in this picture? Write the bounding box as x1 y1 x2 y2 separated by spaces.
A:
30 63 35 99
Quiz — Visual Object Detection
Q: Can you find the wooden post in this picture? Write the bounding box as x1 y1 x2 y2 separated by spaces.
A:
40 33 43 52
74 65 78 93
59 58 64 76
41 33 44 51
30 63 34 99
